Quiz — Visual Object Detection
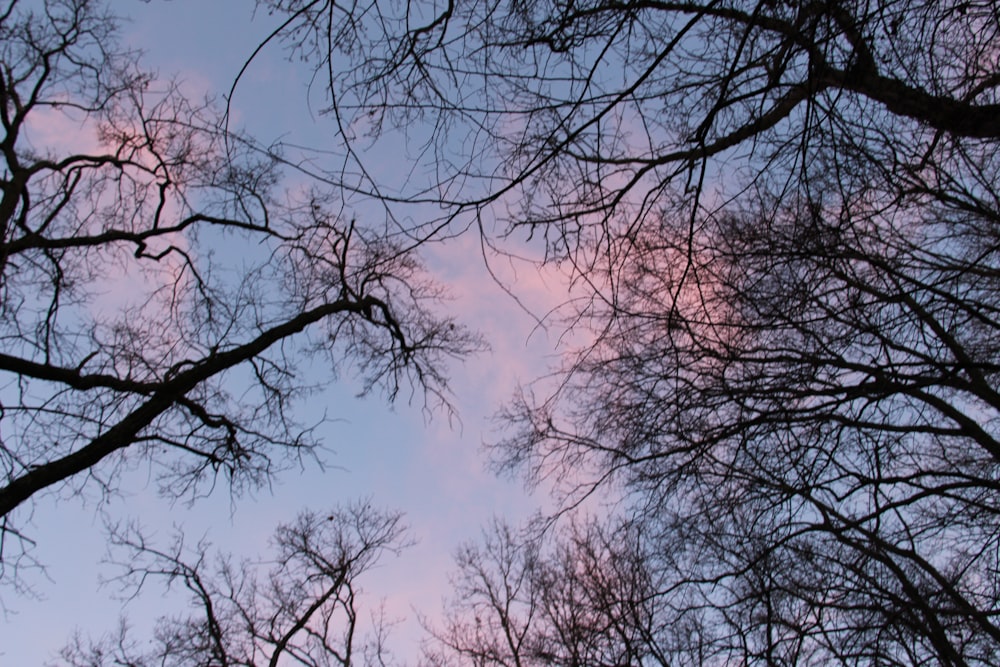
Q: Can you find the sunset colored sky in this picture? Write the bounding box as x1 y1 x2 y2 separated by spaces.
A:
0 1 578 663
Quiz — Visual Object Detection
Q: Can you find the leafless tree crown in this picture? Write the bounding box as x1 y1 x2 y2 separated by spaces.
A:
0 0 479 590
255 0 1000 664
59 502 407 667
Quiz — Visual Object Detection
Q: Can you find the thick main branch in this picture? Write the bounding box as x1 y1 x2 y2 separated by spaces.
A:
0 296 388 519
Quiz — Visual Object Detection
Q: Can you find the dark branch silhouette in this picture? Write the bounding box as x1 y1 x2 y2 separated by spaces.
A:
258 0 1000 663
58 502 407 667
0 0 480 590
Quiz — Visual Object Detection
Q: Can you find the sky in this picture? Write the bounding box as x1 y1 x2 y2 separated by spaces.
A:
0 0 579 663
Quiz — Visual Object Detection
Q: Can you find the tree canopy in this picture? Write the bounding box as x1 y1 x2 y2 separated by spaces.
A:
0 0 478 590
258 0 1000 663
5 0 1000 664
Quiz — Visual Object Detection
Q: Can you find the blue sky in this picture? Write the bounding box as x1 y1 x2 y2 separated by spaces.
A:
0 0 575 662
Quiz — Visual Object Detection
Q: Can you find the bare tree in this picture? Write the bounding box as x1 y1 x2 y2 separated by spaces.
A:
57 501 407 667
424 520 540 667
259 1 1000 664
0 0 479 589
426 517 689 667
